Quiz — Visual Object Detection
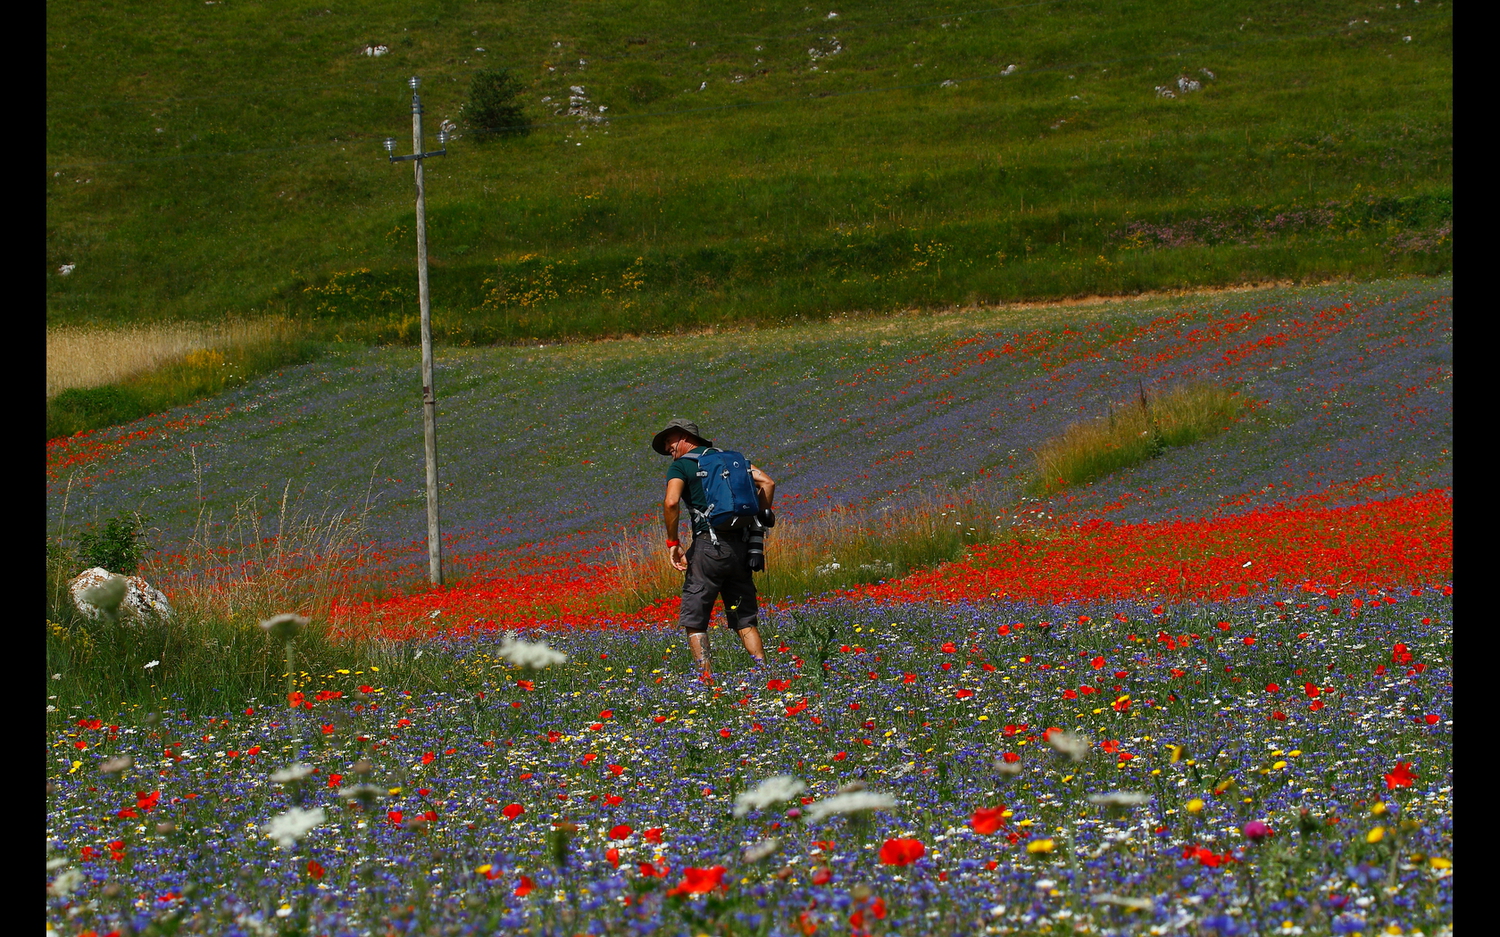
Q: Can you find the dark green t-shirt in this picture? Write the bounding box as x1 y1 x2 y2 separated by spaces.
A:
667 446 713 535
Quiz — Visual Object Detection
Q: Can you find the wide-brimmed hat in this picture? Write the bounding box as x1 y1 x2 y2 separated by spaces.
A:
652 418 713 455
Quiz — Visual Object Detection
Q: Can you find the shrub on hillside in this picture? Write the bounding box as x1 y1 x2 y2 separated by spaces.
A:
462 69 530 139
76 512 153 574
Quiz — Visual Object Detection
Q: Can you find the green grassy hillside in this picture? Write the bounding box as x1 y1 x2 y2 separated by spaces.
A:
47 0 1450 340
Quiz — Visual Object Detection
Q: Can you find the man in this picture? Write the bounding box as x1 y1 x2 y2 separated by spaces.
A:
652 418 776 684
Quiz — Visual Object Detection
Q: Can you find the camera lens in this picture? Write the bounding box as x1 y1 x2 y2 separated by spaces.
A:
747 525 766 571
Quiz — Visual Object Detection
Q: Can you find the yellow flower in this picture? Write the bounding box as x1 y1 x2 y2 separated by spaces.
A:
1367 826 1386 844
1186 798 1205 814
1371 802 1387 816
1429 857 1451 870
1026 839 1056 854
1271 761 1287 770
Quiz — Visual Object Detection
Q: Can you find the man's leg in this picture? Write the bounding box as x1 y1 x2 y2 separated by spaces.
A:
679 541 719 682
721 539 766 664
687 631 713 679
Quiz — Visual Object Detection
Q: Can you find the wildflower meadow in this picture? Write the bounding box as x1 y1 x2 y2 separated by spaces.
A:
46 278 1452 936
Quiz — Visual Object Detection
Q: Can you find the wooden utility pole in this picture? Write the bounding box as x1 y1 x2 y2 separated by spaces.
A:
384 76 449 585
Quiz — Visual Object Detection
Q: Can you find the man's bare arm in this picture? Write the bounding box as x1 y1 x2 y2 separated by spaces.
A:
750 465 776 510
663 477 685 539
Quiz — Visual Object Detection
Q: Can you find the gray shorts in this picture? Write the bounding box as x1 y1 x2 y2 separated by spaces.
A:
679 534 759 634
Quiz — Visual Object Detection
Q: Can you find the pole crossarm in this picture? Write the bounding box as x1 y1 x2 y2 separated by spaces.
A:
388 147 446 162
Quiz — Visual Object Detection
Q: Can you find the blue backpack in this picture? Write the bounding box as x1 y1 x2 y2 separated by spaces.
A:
681 448 759 531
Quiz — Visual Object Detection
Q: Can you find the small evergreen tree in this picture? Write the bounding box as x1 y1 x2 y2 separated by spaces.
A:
462 69 530 140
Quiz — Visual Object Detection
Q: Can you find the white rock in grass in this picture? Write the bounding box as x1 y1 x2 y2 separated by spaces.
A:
69 567 173 623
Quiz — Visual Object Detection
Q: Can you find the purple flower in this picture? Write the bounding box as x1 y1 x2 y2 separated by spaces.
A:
1242 820 1273 842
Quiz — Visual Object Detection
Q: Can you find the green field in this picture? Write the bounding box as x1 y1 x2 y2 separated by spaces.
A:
47 0 1451 341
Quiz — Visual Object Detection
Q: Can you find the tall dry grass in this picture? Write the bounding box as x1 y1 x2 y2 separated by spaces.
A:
45 475 417 715
46 318 302 399
1029 381 1244 494
606 490 1021 610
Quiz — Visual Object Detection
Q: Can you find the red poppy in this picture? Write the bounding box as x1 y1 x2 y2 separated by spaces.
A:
1392 643 1414 665
812 867 833 885
879 838 925 866
421 752 435 765
514 875 534 897
606 847 620 868
1061 689 1079 700
306 860 325 879
785 700 808 717
833 752 848 761
719 728 732 738
1425 714 1440 725
387 811 403 825
1242 637 1256 646
605 794 623 806
1384 762 1416 790
1265 684 1280 694
971 805 1007 835
643 828 664 844
1309 700 1326 712
653 715 667 723
940 642 957 654
608 764 626 776
955 689 975 699
666 865 728 896
609 824 633 840
1000 752 1019 763
1304 683 1320 698
516 680 534 691
768 679 791 691
902 673 917 684
502 803 524 820
1091 656 1106 669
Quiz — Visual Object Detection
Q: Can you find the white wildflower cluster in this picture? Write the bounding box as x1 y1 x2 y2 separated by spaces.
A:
804 790 896 824
742 836 781 862
733 775 807 817
1087 791 1151 808
58 263 76 276
270 763 315 784
498 634 569 669
1045 729 1092 762
362 45 389 57
1092 893 1155 911
262 806 326 850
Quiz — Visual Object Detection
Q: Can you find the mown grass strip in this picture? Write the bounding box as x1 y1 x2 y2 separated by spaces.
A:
45 327 326 440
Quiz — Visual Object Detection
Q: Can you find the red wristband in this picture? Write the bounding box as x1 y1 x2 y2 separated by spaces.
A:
666 539 680 547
